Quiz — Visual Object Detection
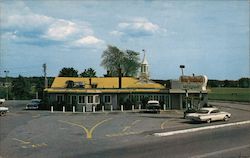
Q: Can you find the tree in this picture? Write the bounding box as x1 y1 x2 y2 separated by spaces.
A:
79 68 97 77
11 75 31 99
101 45 140 77
123 50 140 77
58 67 78 77
239 78 250 88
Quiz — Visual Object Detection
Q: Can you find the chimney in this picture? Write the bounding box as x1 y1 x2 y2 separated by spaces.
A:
118 68 122 89
89 78 92 86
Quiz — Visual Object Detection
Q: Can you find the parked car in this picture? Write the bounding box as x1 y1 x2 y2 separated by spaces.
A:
0 98 5 104
0 106 8 116
183 108 197 118
145 100 161 113
26 99 42 110
185 107 231 123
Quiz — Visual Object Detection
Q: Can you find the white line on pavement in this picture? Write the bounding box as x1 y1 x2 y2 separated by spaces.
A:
154 120 250 137
190 144 250 158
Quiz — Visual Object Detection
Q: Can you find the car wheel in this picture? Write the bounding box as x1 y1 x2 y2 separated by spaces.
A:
207 119 211 123
223 115 229 121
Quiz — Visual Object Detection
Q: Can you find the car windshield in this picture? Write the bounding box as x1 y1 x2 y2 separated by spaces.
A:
31 100 40 103
148 103 159 106
197 110 209 114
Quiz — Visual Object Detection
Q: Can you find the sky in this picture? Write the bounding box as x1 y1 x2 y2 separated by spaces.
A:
0 0 249 80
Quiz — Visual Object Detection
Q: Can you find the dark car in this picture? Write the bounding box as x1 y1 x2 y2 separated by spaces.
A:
183 108 197 118
26 99 42 110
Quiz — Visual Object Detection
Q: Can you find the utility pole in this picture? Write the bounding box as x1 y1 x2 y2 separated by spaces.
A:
43 63 48 89
4 70 9 100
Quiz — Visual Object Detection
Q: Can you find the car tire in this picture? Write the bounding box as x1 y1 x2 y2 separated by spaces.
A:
223 115 229 121
207 119 211 123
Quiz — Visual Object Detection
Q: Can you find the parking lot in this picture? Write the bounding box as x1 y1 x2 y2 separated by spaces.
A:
1 101 250 158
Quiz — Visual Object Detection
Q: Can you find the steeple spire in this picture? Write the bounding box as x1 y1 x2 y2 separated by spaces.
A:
140 49 149 81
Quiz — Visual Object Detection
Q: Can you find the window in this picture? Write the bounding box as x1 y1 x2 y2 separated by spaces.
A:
71 96 77 104
79 96 85 104
95 95 100 104
56 95 64 103
211 110 220 113
104 95 111 103
88 96 93 103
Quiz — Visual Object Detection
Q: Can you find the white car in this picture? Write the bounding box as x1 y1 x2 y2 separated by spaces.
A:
0 106 9 116
0 98 5 104
145 100 161 113
186 107 231 123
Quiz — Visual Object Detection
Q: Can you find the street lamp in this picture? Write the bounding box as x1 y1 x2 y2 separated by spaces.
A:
179 65 185 76
4 70 9 100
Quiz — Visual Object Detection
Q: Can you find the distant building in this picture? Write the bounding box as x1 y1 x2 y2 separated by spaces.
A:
45 52 208 111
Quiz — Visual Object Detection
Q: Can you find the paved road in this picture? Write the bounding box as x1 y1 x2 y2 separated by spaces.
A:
0 101 250 158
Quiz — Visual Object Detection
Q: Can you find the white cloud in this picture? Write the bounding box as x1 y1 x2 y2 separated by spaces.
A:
1 1 100 48
73 36 105 48
111 17 166 38
109 30 124 37
44 20 78 40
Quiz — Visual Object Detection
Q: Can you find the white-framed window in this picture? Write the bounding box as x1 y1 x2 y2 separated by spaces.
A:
103 95 111 104
56 95 64 103
78 95 85 104
88 96 94 103
94 95 100 104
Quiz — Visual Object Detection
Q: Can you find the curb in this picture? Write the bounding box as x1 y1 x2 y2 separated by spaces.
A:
154 120 250 137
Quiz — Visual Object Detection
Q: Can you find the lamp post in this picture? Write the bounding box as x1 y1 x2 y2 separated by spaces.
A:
179 65 185 76
4 70 9 100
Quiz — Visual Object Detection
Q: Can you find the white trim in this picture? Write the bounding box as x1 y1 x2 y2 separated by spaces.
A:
154 120 250 137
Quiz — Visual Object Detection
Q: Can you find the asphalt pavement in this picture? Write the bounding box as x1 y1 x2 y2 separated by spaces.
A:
0 101 250 158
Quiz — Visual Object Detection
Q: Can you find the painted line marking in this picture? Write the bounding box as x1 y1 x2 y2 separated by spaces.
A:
59 118 112 139
12 138 47 149
154 120 250 137
106 131 142 137
131 120 141 125
161 120 169 129
191 144 250 158
122 126 131 132
12 138 31 144
122 120 141 132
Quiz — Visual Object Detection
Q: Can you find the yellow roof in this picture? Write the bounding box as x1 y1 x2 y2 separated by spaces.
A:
50 77 165 89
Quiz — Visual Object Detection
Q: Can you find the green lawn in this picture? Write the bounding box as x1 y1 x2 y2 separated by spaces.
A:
208 88 250 102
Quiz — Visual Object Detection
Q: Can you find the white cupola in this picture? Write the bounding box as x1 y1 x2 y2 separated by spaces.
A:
140 49 149 81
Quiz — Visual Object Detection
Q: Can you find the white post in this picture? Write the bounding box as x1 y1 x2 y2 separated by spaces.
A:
73 106 75 113
132 105 135 111
63 106 65 113
139 104 141 110
93 106 96 113
82 106 85 113
121 105 123 112
164 104 166 111
51 106 53 113
102 106 105 112
111 105 113 112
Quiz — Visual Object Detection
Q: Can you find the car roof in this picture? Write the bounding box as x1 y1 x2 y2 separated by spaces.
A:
200 107 218 111
31 99 41 101
148 100 159 104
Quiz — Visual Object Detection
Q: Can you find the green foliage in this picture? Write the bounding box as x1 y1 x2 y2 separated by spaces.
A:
101 45 140 77
58 67 78 77
239 78 250 88
80 68 97 77
11 75 31 99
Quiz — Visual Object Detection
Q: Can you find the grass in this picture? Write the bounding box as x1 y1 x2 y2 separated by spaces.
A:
208 88 250 102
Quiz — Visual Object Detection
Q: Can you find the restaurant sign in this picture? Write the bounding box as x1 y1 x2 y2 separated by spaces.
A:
179 75 208 91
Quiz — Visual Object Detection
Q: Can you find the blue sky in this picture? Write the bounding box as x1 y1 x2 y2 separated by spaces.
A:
0 0 249 80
